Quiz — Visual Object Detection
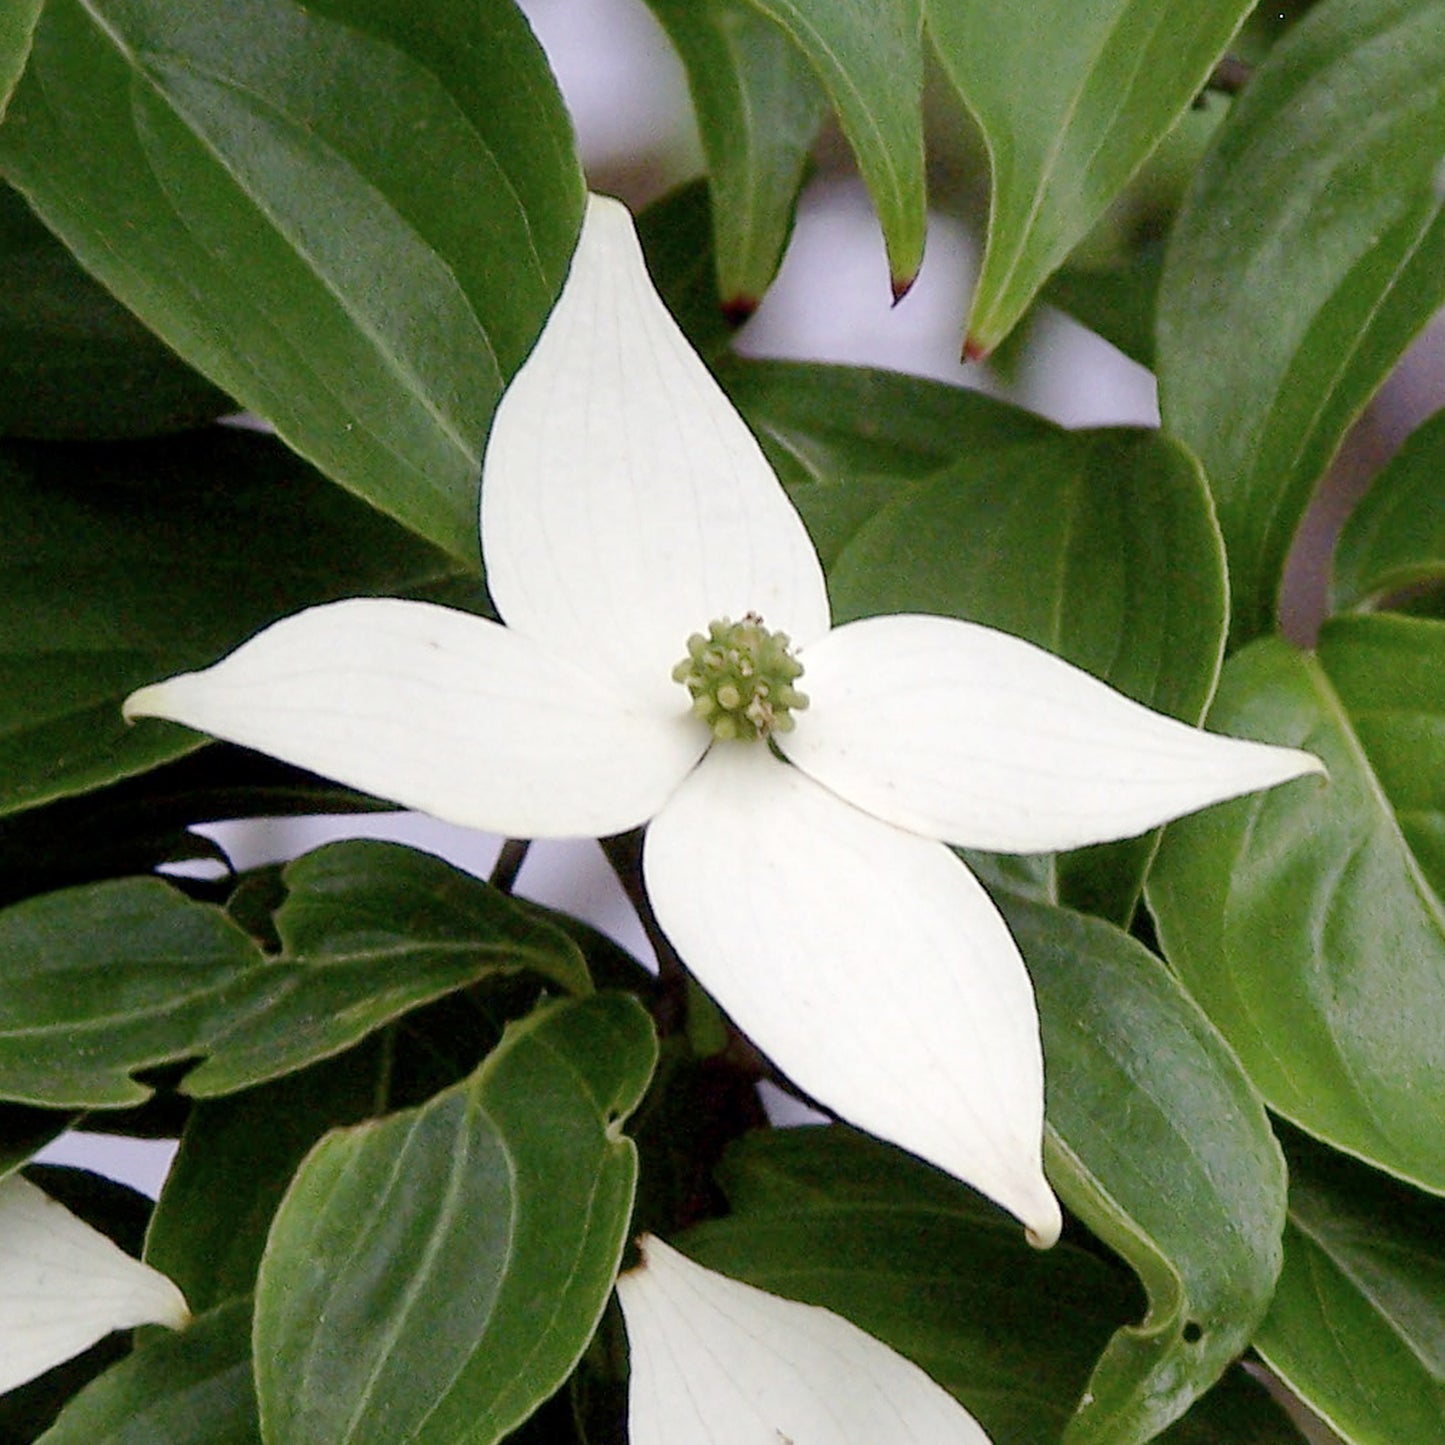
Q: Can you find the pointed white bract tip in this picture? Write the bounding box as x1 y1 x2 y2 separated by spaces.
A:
0 1176 189 1395
618 1233 994 1445
1022 1182 1064 1250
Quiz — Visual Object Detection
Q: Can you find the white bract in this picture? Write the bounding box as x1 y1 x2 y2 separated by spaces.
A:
618 1233 992 1444
0 1175 189 1394
125 193 1322 1248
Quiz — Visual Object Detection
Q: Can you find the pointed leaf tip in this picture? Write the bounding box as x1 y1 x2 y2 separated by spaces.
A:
962 335 989 362
721 295 759 327
891 271 917 305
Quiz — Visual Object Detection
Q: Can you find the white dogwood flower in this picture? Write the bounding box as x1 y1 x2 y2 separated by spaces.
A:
618 1234 992 1444
125 194 1321 1248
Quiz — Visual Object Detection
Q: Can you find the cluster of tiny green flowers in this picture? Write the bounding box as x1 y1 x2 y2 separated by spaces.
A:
672 612 808 741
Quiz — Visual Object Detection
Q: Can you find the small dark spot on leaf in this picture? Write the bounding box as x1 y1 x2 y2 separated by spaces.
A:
1181 1320 1203 1344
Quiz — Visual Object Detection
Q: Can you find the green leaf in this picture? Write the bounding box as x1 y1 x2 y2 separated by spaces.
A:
254 993 656 1445
0 182 233 439
826 427 1227 921
1156 0 1445 644
736 0 926 291
1001 896 1287 1444
0 839 589 1108
1161 1368 1310 1444
1255 1133 1445 1443
0 0 40 122
35 1297 260 1445
1040 242 1165 370
146 1041 389 1314
719 357 1053 566
678 1125 1141 1445
1148 615 1445 1194
927 0 1253 356
1332 408 1445 612
636 180 736 361
0 0 584 561
643 0 825 309
0 1105 75 1179
0 429 454 818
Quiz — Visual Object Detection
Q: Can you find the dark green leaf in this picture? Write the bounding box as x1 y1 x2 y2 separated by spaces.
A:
927 0 1254 355
0 840 589 1108
1332 408 1445 612
679 1125 1140 1445
0 429 455 818
736 0 926 291
643 0 824 309
827 428 1227 921
1041 243 1165 370
146 1040 389 1313
1002 896 1287 1444
1160 1367 1309 1444
0 1105 75 1179
1148 615 1445 1194
1157 0 1445 643
35 1297 259 1445
254 993 656 1445
719 357 1052 566
636 181 736 361
1255 1133 1445 1443
0 182 232 438
0 0 39 122
0 0 584 560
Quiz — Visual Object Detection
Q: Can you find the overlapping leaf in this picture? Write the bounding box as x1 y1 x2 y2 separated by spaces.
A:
254 993 656 1445
928 0 1254 356
737 0 926 291
1157 0 1445 642
1148 615 1445 1193
643 0 825 310
824 426 1227 921
35 1297 259 1445
0 0 39 122
0 0 584 560
0 429 455 819
0 840 588 1108
1005 896 1287 1443
1332 408 1445 612
1255 1134 1445 1444
0 183 232 439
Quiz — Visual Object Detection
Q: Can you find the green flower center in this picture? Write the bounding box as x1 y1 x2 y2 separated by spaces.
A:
672 612 808 741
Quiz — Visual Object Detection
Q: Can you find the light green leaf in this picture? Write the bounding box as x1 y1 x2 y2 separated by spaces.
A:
0 0 584 561
927 0 1254 356
0 182 232 439
737 0 926 291
678 1126 1139 1445
1255 1134 1445 1444
254 993 655 1445
0 840 589 1108
826 427 1227 922
1002 896 1287 1444
1157 0 1445 643
0 0 40 122
1332 408 1445 612
35 1297 259 1445
0 429 455 819
1148 615 1445 1193
643 0 825 309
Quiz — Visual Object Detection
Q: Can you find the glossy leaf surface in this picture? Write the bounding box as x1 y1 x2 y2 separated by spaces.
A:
1255 1135 1445 1443
643 0 825 309
927 0 1253 355
254 993 655 1445
1332 408 1445 612
1149 616 1445 1192
738 0 926 290
1004 896 1287 1444
35 1297 259 1445
0 430 455 819
1157 0 1445 641
0 840 588 1108
0 0 584 560
0 183 232 439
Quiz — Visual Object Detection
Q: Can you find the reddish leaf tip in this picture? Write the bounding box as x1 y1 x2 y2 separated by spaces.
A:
890 272 917 306
962 335 991 363
720 295 759 328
